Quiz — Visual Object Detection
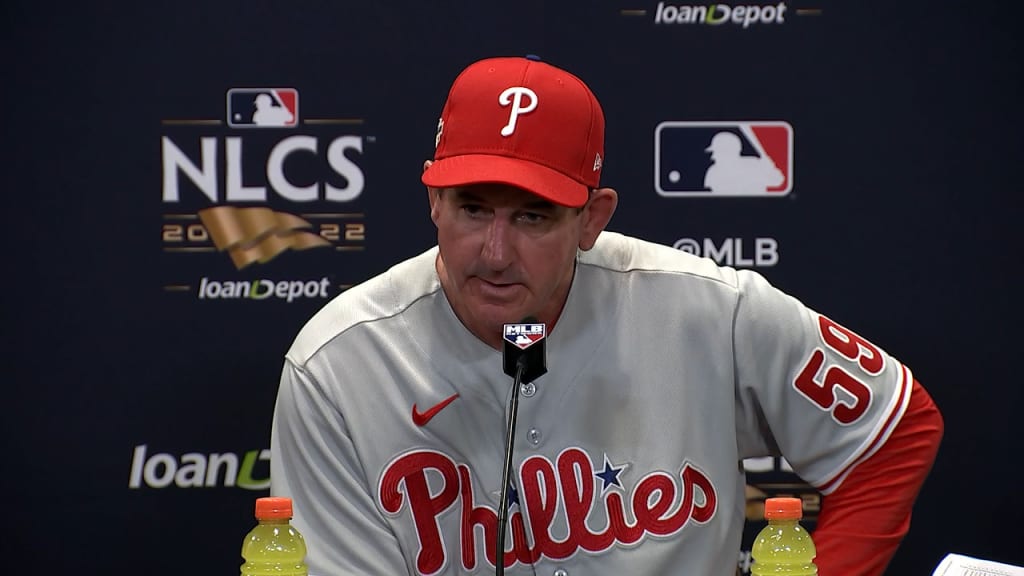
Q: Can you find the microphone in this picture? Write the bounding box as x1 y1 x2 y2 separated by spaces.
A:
495 316 547 576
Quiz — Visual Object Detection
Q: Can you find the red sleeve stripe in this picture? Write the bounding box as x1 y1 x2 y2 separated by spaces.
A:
816 360 913 495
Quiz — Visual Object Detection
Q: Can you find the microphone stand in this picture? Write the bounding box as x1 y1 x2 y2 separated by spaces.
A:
495 359 526 576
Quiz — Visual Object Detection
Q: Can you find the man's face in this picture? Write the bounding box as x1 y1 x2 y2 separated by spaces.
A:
429 184 585 348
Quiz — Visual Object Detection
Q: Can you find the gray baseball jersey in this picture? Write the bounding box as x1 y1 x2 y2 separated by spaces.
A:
271 231 913 575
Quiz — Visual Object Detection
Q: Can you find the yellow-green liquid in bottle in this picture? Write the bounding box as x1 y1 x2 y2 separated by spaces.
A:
241 497 308 576
750 497 817 575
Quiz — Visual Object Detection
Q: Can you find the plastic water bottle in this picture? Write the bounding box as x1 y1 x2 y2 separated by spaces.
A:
240 496 308 576
751 497 818 575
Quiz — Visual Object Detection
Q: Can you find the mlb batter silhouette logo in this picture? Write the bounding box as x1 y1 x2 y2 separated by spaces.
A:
655 121 793 197
226 88 299 128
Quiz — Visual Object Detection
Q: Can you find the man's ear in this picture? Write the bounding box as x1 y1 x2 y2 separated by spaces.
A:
423 160 442 224
428 187 443 224
578 187 618 251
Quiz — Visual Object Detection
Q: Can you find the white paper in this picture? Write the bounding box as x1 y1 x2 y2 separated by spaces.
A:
933 553 1024 576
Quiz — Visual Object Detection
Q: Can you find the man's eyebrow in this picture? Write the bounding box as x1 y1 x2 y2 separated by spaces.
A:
450 189 558 210
450 189 484 203
521 200 558 211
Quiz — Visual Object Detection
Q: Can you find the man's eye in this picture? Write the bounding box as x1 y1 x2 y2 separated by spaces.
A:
519 212 547 224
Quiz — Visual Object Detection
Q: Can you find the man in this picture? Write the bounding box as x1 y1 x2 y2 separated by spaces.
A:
270 55 943 575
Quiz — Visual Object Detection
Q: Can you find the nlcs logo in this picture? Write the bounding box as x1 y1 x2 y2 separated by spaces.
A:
655 121 793 197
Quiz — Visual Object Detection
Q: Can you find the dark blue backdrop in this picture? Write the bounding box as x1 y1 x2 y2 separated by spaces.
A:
5 1 1020 574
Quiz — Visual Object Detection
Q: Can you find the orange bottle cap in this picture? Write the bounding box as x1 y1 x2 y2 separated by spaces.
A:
255 496 293 520
763 497 803 520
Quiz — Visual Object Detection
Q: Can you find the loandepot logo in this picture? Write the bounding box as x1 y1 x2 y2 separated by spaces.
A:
654 2 788 26
128 444 270 490
198 276 331 302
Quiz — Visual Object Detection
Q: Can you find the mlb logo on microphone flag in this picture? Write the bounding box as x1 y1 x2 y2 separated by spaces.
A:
504 323 546 350
655 121 793 197
226 88 299 128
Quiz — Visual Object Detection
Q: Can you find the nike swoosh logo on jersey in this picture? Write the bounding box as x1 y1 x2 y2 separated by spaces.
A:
412 393 460 427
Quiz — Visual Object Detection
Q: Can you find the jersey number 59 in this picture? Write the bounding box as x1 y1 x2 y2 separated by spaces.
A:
792 315 885 425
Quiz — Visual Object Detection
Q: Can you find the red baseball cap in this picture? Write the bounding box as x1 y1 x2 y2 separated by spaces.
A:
421 56 605 208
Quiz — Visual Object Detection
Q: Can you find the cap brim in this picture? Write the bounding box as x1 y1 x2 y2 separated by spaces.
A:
422 154 589 208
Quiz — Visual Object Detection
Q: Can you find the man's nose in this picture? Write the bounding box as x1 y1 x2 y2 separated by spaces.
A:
481 218 513 270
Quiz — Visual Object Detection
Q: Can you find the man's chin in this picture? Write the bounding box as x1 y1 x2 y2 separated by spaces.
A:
480 305 529 324
470 303 533 331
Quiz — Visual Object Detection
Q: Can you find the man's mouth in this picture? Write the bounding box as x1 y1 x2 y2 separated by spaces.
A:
472 277 522 299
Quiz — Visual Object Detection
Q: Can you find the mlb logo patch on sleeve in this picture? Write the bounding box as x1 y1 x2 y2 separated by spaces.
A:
226 88 299 128
655 121 793 197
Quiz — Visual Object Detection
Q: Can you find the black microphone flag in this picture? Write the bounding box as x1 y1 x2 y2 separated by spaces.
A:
502 317 548 384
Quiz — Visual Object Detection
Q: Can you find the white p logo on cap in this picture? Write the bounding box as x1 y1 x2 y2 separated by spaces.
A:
498 86 538 137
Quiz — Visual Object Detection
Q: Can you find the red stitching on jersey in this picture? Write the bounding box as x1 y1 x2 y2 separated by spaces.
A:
412 393 460 426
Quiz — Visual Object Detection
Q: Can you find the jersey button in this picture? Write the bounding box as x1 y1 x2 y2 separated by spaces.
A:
520 382 537 397
527 428 542 446
553 569 568 576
